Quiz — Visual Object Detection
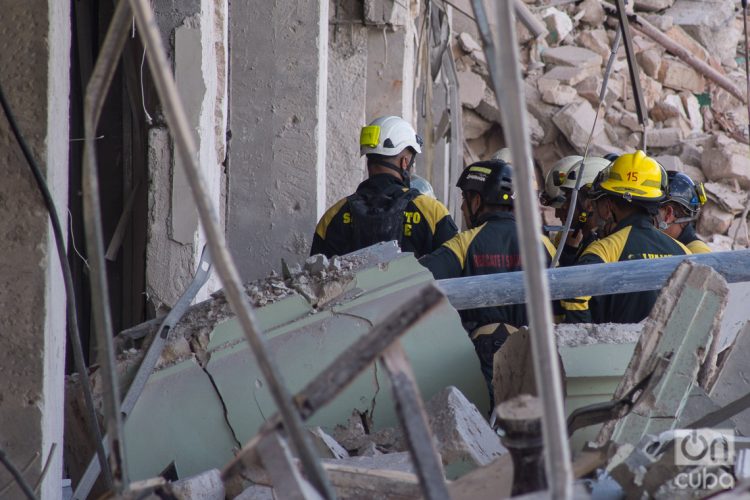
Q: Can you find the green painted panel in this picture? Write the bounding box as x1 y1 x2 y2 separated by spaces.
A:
560 343 636 378
124 254 487 480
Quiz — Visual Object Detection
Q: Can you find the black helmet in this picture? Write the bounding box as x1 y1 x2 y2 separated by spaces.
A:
456 159 514 207
663 171 706 215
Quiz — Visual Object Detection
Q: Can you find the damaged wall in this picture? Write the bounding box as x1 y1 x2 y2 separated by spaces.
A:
227 0 329 281
147 0 228 312
0 2 70 498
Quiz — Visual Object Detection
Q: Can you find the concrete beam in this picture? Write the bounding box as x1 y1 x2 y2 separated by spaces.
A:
0 1 70 498
228 0 329 281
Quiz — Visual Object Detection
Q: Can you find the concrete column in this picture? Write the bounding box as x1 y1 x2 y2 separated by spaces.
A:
0 2 70 498
146 0 228 310
228 0 329 280
326 3 368 205
364 0 417 122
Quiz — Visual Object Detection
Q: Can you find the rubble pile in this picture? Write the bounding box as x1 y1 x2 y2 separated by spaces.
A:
453 0 750 250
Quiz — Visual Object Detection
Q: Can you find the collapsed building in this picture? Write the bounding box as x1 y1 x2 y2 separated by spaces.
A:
4 0 750 499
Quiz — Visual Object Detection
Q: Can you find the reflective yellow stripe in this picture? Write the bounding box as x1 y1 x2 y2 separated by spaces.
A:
580 225 631 263
315 198 348 239
687 239 711 254
561 297 591 311
411 194 451 235
542 235 557 262
442 224 485 270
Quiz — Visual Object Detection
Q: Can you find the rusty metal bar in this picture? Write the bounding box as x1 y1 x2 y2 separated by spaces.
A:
380 342 450 500
80 0 133 492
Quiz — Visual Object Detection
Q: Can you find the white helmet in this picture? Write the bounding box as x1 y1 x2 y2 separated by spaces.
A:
541 155 611 208
360 116 423 157
492 147 512 163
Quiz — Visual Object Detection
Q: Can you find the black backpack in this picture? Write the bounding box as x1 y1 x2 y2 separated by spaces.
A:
347 186 418 251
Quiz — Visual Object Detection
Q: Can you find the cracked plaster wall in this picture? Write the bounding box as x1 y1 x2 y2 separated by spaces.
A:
0 2 69 498
146 0 227 311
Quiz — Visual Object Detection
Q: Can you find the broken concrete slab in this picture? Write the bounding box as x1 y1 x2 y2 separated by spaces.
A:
657 58 705 93
234 484 274 500
457 70 486 109
425 386 506 468
710 322 750 436
634 0 675 12
447 454 513 500
170 469 225 500
577 29 612 60
116 252 487 481
697 201 734 234
681 92 703 133
322 462 421 500
647 127 683 148
541 83 578 106
728 217 750 247
541 46 603 69
457 32 482 54
702 134 750 188
698 202 734 237
540 64 598 87
598 261 729 446
578 0 606 27
323 452 414 474
665 0 740 64
309 426 349 459
463 108 493 140
637 48 662 79
650 94 686 123
542 7 573 45
553 100 606 153
704 182 747 215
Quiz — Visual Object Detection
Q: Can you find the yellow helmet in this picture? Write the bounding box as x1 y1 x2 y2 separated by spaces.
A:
589 150 667 204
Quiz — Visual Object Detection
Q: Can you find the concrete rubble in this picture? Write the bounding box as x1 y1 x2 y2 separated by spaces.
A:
62 242 750 499
452 0 750 244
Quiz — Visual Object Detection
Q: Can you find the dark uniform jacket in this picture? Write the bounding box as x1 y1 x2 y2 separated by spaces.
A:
678 224 711 254
574 212 691 324
311 174 458 258
419 211 556 332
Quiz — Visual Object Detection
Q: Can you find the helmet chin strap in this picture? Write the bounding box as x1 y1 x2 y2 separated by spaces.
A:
370 156 412 188
657 213 696 231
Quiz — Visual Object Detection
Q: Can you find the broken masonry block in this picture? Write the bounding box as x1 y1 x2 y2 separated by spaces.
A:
169 469 225 500
425 386 507 467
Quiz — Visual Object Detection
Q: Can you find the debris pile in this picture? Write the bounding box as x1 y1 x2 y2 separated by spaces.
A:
453 0 750 250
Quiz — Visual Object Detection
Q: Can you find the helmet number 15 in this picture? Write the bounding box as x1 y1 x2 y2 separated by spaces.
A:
626 171 639 182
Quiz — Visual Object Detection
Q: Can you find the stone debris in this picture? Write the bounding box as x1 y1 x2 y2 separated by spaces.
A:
449 0 750 249
425 386 506 467
309 426 350 460
169 469 225 500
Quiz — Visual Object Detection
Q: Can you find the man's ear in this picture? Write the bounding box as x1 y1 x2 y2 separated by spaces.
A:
663 204 676 222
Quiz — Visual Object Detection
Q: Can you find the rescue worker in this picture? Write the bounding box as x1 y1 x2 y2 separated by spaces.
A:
419 159 556 409
657 171 710 254
311 116 458 258
540 155 612 266
574 151 691 324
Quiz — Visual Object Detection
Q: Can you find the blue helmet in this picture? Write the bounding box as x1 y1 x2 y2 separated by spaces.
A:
664 171 706 215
